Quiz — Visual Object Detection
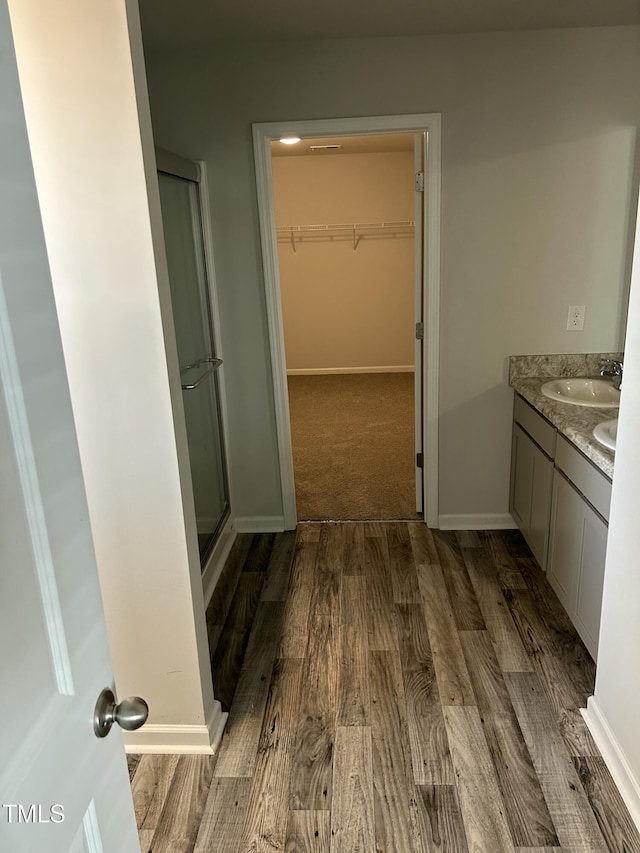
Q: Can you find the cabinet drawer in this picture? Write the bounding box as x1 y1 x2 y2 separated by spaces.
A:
514 395 556 458
555 435 611 523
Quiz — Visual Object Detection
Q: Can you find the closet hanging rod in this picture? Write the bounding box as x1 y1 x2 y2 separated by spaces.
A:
276 220 414 235
277 221 414 251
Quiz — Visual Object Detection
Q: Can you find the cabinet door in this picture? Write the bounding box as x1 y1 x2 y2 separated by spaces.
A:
528 442 554 569
574 505 608 659
510 423 553 568
510 423 534 531
547 470 607 660
547 471 580 613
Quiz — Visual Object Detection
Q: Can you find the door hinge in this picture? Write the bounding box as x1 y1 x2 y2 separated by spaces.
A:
415 170 425 192
415 322 424 340
416 452 424 468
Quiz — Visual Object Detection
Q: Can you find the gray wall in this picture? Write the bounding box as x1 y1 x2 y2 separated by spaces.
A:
145 26 640 522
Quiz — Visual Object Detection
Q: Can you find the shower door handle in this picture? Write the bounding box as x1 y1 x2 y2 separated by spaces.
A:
180 357 223 391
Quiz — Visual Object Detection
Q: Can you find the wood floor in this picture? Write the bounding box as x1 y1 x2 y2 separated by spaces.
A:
206 531 294 711
129 523 640 852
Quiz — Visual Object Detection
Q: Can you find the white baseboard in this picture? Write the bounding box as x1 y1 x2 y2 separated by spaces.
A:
438 513 517 530
233 515 286 533
287 365 414 375
582 696 640 832
208 704 228 754
123 703 227 754
202 518 237 608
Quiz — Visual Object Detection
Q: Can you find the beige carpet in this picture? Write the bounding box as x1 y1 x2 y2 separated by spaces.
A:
287 372 419 520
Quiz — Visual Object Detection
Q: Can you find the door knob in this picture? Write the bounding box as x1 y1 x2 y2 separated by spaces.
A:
93 687 149 738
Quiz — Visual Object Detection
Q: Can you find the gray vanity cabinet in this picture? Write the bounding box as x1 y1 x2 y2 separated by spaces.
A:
510 397 611 661
509 396 556 569
547 438 611 660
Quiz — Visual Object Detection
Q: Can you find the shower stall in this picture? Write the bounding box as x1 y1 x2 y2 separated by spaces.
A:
157 151 230 563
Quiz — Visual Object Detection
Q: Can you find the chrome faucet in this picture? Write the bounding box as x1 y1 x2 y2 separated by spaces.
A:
600 358 623 390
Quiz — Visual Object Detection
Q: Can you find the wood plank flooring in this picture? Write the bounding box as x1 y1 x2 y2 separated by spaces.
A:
129 524 640 852
207 531 295 711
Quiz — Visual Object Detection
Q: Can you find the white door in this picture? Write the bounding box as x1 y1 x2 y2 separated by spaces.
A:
414 132 426 514
0 2 141 850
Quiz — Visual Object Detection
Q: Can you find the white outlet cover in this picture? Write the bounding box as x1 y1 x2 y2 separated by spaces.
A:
567 305 585 331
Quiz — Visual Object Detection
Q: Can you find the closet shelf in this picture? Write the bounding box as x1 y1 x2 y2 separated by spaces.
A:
276 220 414 252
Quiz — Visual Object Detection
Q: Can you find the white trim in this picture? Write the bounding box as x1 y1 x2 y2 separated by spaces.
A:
201 515 236 608
414 131 424 515
0 277 75 695
208 703 229 754
233 515 286 533
253 131 298 529
123 703 227 754
423 120 441 530
286 365 414 376
123 724 214 753
439 513 518 530
253 113 441 530
582 696 640 833
81 800 104 853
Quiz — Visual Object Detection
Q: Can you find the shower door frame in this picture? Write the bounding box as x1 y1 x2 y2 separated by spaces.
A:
252 113 441 529
156 148 235 583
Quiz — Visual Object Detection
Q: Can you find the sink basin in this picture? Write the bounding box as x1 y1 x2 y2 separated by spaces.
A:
540 378 620 408
593 419 618 451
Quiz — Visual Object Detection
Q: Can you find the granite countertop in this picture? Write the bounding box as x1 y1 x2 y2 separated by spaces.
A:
509 353 620 481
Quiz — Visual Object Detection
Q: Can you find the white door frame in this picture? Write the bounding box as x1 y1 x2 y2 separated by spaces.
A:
414 131 426 514
252 113 441 529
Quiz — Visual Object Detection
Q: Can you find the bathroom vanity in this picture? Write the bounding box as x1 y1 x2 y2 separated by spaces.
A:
508 353 619 660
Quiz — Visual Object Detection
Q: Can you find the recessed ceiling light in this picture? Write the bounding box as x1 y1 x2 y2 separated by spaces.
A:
279 136 301 145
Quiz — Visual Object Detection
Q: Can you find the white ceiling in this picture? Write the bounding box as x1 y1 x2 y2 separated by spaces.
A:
271 134 415 157
139 0 640 47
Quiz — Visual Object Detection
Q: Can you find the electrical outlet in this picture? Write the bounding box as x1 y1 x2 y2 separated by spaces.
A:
567 305 585 331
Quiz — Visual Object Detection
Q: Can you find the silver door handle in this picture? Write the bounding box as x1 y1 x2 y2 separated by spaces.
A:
180 357 222 391
180 357 223 391
93 687 149 738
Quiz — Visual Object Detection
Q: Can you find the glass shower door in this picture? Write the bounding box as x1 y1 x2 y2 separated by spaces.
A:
158 169 229 562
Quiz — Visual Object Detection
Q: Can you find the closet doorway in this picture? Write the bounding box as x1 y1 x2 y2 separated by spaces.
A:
253 115 441 528
273 133 417 520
